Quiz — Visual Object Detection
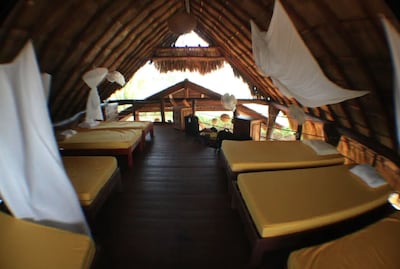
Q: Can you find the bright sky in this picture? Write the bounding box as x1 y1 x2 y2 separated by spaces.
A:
109 32 292 129
109 32 253 100
244 103 289 126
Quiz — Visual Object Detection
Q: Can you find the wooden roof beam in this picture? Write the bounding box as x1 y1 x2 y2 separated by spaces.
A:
192 2 285 104
59 1 177 119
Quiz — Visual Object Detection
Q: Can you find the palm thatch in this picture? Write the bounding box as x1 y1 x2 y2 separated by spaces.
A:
1 0 400 174
153 47 224 74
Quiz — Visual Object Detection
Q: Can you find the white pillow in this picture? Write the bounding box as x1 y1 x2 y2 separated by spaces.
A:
78 120 100 129
56 129 77 141
60 129 77 137
349 164 387 188
301 139 339 155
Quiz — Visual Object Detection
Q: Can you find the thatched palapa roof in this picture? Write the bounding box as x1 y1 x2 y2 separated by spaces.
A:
153 47 225 74
1 0 400 162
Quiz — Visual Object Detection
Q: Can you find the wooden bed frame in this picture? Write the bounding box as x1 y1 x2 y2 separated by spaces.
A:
82 167 122 226
54 112 153 167
139 122 154 150
59 137 141 169
72 121 154 155
219 151 239 194
219 144 344 196
91 121 155 150
231 180 394 267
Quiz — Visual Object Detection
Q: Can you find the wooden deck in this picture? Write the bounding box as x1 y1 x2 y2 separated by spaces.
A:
92 124 263 269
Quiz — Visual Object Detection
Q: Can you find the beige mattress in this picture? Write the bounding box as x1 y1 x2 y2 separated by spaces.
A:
221 140 344 173
58 128 142 150
287 213 400 269
0 211 95 269
63 156 118 206
237 165 392 238
79 121 152 131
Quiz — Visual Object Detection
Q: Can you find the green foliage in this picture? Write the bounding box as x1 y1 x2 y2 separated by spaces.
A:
272 127 296 140
196 111 233 130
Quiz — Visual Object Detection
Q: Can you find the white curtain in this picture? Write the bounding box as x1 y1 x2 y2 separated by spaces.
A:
106 70 126 86
251 0 369 107
381 16 400 153
41 73 52 101
82 68 125 124
85 87 104 122
83 67 108 123
0 41 89 234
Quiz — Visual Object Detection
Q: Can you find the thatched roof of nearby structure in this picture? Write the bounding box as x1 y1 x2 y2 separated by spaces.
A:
0 0 399 159
130 79 265 114
153 47 225 74
128 79 229 113
146 79 222 101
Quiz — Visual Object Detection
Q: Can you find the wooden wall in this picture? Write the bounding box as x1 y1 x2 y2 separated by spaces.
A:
338 136 400 192
298 119 400 192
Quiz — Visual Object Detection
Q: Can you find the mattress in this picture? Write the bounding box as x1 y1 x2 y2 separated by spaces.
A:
0 211 95 269
58 128 142 150
80 121 152 131
237 165 392 238
287 213 400 269
63 156 118 206
221 140 344 173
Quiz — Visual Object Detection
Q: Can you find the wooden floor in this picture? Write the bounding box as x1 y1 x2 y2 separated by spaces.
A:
92 124 262 269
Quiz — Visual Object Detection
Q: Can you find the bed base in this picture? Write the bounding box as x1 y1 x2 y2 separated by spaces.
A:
220 151 346 198
146 122 155 139
231 181 394 268
83 167 122 226
218 150 238 196
59 138 140 168
139 123 155 150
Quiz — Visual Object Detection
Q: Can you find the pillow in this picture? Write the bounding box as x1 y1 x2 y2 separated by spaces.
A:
78 120 100 129
301 139 339 155
56 129 77 141
350 164 387 188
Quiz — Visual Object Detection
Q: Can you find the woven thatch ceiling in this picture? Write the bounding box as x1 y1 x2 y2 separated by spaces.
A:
0 0 399 156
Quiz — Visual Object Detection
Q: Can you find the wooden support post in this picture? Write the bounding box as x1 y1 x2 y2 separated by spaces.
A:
160 99 165 123
191 99 196 115
296 124 303 140
266 105 279 140
132 101 136 121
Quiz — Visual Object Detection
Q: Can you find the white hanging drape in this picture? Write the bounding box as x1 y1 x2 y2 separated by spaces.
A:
85 87 104 121
83 67 108 123
251 0 369 107
381 16 400 153
41 73 52 101
82 68 126 124
0 41 89 234
106 70 126 86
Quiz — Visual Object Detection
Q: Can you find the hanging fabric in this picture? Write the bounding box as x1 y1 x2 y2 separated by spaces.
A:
82 68 126 125
106 70 126 86
381 16 400 153
0 41 89 235
41 73 51 101
250 0 369 107
82 67 108 123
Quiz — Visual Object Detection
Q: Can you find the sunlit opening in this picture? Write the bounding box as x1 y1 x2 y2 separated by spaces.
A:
175 32 209 47
108 31 254 127
109 31 252 101
107 32 297 138
243 103 295 140
107 32 295 139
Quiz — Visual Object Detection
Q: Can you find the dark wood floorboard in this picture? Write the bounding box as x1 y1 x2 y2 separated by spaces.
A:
92 124 264 269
